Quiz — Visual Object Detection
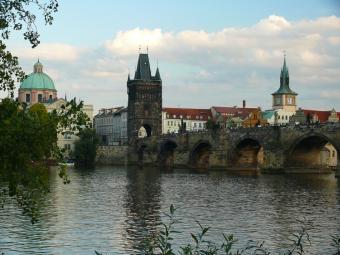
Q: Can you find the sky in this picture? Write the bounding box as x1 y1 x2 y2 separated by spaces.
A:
5 0 340 112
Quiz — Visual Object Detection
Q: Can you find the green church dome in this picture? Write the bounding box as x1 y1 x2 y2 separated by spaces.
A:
20 61 56 91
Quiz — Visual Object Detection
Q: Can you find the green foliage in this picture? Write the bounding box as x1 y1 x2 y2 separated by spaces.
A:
74 128 99 168
0 98 89 222
132 205 338 255
0 0 59 96
206 119 219 131
0 41 25 97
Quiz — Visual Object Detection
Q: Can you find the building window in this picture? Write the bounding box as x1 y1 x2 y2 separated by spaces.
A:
199 123 202 128
275 96 281 105
25 94 30 103
333 151 336 157
38 94 43 102
49 95 53 100
285 116 288 120
287 97 293 105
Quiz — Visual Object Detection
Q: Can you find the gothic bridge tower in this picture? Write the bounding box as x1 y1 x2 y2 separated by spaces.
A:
127 53 162 142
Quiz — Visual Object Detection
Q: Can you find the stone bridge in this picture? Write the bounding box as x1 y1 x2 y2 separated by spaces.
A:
129 123 340 176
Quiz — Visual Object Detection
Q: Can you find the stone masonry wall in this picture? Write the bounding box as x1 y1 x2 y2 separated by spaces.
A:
96 146 128 165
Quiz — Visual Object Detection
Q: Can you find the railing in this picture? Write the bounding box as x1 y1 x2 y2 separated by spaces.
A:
134 122 340 141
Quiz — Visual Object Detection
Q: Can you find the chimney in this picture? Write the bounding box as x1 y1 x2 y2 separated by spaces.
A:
242 100 246 108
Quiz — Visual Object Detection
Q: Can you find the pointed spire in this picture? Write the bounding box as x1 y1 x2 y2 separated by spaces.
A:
272 53 297 95
64 93 67 101
134 53 152 80
154 67 161 80
279 52 289 90
127 72 131 82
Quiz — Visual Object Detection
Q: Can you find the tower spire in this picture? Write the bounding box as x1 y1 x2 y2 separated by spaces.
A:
272 52 297 96
155 66 161 80
280 52 289 89
134 52 152 80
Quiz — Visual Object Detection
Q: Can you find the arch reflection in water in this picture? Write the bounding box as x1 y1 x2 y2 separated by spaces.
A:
122 167 162 253
158 140 178 169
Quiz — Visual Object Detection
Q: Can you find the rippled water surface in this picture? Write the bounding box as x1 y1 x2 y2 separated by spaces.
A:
0 166 339 254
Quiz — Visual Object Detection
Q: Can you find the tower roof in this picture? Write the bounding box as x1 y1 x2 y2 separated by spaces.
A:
20 60 56 91
272 55 297 95
134 53 152 80
132 53 161 81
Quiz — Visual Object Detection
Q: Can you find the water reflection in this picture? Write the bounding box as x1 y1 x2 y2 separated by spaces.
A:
123 167 162 253
0 167 339 255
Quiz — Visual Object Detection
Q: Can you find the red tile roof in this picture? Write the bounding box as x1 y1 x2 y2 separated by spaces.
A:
163 107 212 121
303 109 340 123
211 106 258 117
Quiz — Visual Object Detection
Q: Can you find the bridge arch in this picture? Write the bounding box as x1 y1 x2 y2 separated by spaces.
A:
158 139 178 169
231 137 264 169
286 132 339 171
138 124 152 138
190 140 212 170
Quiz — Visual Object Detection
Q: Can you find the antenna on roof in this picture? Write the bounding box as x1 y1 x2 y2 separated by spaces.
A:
157 59 158 68
147 45 149 54
282 49 286 58
138 45 141 54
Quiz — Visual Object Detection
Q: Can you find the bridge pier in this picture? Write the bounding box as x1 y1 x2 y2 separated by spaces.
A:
260 149 285 174
335 158 340 178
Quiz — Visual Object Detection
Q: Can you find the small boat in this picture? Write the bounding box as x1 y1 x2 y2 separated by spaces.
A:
59 159 75 167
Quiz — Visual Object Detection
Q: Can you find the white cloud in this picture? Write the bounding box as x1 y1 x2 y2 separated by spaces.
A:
9 15 340 112
105 28 169 56
14 43 85 61
255 15 291 33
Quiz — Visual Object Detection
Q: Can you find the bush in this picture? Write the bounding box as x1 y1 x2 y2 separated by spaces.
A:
95 205 340 255
74 128 99 168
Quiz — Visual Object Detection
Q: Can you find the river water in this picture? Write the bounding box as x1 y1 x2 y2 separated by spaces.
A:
0 166 339 255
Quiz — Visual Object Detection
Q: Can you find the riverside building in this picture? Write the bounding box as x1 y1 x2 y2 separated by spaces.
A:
18 60 93 155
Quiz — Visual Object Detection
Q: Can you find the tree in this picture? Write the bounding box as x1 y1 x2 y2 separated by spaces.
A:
0 0 59 96
74 128 99 168
0 98 90 222
0 1 93 223
206 118 219 131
